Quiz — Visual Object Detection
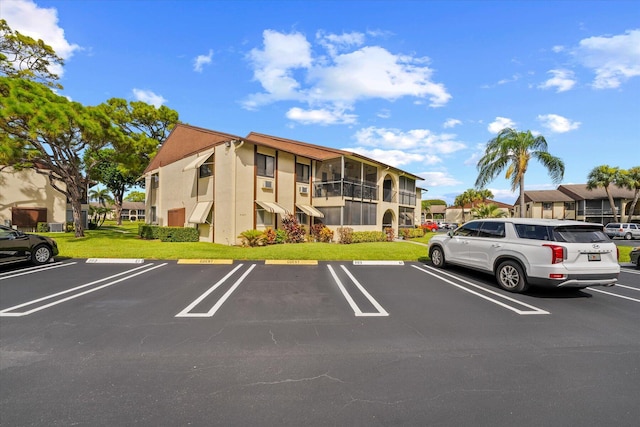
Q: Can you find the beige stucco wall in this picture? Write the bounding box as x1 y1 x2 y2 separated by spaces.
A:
0 167 67 226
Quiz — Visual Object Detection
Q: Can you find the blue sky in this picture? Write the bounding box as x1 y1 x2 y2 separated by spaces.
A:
4 0 639 205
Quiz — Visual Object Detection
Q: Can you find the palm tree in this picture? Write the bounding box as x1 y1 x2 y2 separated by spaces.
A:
454 188 489 223
89 187 114 207
475 128 564 218
618 166 640 223
471 203 507 219
586 165 622 222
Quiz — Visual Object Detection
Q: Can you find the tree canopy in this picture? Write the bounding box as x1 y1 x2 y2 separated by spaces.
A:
475 128 564 218
0 19 64 87
0 77 116 236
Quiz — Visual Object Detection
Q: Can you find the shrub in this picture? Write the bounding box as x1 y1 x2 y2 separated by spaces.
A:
384 227 395 242
37 222 50 232
238 229 264 247
138 225 199 242
351 231 386 243
311 223 334 242
275 229 287 244
262 228 277 245
281 213 306 243
337 227 353 244
400 227 424 239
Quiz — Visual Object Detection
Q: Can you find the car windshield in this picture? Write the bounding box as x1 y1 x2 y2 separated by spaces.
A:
552 226 610 243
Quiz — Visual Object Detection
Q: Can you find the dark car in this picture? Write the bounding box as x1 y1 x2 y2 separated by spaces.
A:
630 246 640 269
0 224 59 266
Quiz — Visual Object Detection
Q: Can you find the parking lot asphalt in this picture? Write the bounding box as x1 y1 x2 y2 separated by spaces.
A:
1 259 639 426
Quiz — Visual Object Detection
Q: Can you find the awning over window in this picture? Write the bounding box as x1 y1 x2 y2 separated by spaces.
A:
255 200 289 215
295 204 324 218
182 148 215 171
188 201 213 223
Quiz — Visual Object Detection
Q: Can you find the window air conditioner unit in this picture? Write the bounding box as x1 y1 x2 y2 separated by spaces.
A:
263 180 273 189
299 186 309 194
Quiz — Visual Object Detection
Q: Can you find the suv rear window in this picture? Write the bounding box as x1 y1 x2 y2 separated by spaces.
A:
514 224 609 243
605 223 620 228
552 226 609 243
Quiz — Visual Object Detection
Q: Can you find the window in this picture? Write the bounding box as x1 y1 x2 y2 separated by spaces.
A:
296 208 308 225
454 222 481 237
543 202 552 210
256 207 274 226
514 224 552 240
478 221 505 238
399 207 414 227
564 202 575 211
296 163 310 183
316 207 341 225
257 153 275 178
199 155 214 178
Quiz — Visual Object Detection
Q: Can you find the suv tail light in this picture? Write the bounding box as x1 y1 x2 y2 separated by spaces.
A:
543 244 566 264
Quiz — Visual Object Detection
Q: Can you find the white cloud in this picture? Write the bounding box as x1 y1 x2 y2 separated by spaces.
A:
2 0 80 76
538 69 576 92
347 147 431 168
443 118 462 128
353 126 466 154
537 114 581 133
132 89 167 107
193 49 213 72
243 29 451 117
377 109 391 119
574 29 640 89
487 117 515 134
286 107 357 125
417 171 462 187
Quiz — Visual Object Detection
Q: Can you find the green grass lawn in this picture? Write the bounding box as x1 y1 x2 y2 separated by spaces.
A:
47 222 431 261
43 222 634 262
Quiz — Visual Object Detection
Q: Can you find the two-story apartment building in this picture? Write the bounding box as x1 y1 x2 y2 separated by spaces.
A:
514 184 639 223
142 124 423 244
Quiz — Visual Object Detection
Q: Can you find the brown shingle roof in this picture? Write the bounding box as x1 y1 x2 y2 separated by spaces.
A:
522 190 574 203
144 124 423 181
558 184 636 200
144 124 245 173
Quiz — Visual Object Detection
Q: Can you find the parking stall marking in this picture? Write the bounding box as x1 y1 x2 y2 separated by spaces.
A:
0 261 77 281
412 264 550 315
327 264 389 317
176 263 256 318
588 288 640 303
0 263 167 317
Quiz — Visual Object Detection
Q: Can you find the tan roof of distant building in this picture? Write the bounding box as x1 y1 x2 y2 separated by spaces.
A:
520 190 574 203
558 184 636 200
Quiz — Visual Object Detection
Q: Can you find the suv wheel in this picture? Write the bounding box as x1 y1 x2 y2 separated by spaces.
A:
31 244 52 265
624 233 632 240
496 260 529 293
430 246 446 268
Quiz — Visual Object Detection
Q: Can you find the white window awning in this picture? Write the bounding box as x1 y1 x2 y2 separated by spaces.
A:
256 200 289 215
296 204 324 218
182 148 215 171
189 201 213 224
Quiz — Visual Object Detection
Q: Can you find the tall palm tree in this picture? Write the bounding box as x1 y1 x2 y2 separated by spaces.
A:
586 165 622 222
89 187 114 207
617 166 640 223
475 128 564 218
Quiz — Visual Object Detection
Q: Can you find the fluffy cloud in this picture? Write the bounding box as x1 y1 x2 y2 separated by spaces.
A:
417 171 462 187
286 107 357 125
353 126 466 153
243 29 451 122
538 69 576 92
443 118 462 128
347 147 432 168
132 89 167 107
487 117 515 134
537 114 581 133
194 50 213 72
2 0 80 76
574 29 640 89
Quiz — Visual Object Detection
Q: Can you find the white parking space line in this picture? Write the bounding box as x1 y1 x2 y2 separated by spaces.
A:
615 284 640 292
0 263 167 317
0 262 77 281
176 264 256 318
327 265 388 317
412 265 550 315
588 288 640 303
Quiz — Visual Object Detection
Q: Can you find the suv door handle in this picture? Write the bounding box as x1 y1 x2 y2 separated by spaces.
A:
491 244 501 248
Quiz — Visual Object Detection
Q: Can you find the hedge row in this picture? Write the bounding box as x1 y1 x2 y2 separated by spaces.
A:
138 225 199 242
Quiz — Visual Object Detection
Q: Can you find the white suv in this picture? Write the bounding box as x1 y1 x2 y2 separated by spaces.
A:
428 218 619 293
